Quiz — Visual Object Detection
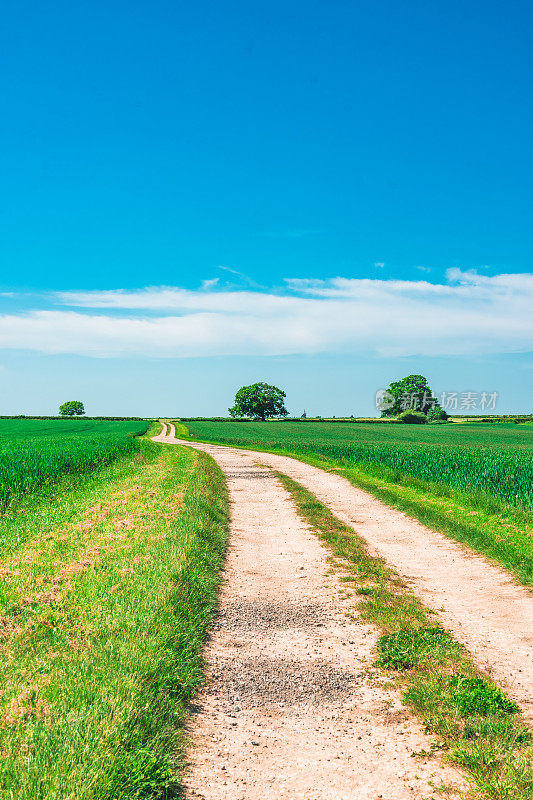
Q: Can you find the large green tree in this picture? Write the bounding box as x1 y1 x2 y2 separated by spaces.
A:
380 374 439 417
229 382 288 421
59 400 85 417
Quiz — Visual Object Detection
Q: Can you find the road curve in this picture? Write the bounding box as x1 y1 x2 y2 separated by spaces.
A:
154 422 533 722
153 422 465 799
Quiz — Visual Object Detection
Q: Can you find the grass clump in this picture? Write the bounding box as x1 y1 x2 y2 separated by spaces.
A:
277 471 533 800
447 675 520 717
377 626 458 670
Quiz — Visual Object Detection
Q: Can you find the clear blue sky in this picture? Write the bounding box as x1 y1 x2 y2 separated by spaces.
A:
1 0 532 415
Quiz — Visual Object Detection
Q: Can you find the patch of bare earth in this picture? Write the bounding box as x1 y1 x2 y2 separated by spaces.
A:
154 426 465 799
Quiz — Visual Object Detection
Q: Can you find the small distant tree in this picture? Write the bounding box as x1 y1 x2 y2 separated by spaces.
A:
229 383 288 421
381 374 440 418
301 409 307 419
59 400 85 417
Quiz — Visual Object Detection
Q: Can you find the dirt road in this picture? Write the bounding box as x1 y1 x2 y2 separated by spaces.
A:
155 423 533 724
153 423 467 799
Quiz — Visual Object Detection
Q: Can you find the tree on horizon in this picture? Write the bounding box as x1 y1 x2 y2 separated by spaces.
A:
59 400 85 417
229 383 288 421
380 374 439 417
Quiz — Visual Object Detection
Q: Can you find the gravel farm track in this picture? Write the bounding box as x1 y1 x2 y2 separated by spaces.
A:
153 422 533 800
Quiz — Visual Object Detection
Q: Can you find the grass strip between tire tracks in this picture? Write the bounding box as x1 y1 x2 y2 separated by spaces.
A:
0 439 229 800
276 471 533 800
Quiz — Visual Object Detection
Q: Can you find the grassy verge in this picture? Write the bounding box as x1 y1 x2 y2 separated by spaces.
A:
176 423 533 589
143 419 167 439
276 472 533 800
162 421 189 439
0 440 229 799
173 422 191 438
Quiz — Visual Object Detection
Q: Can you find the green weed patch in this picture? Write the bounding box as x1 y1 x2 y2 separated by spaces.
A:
447 676 520 717
377 626 459 670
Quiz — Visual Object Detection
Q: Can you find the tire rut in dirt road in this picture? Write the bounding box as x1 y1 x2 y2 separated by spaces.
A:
156 426 533 725
153 424 465 799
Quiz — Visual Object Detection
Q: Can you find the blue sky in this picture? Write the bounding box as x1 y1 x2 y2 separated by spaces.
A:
0 0 532 415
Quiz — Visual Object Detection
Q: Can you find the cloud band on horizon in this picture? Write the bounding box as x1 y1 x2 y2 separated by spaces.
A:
0 269 531 359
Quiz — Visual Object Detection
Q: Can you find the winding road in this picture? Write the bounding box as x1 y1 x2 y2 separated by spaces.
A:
153 422 533 799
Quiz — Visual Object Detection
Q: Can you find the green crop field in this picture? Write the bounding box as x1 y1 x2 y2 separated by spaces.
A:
185 420 533 509
0 418 149 509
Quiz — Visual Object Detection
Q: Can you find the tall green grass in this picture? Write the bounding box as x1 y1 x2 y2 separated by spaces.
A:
0 441 229 799
0 419 149 509
185 421 533 509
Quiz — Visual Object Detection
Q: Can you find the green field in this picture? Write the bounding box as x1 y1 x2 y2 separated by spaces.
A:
185 420 533 509
0 418 149 509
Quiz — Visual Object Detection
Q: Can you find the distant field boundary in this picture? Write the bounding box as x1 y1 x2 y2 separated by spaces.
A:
178 414 533 424
1 414 530 423
0 415 151 421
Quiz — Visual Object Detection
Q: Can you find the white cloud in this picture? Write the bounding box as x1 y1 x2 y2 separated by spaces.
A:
55 285 299 314
201 278 219 290
0 270 531 358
